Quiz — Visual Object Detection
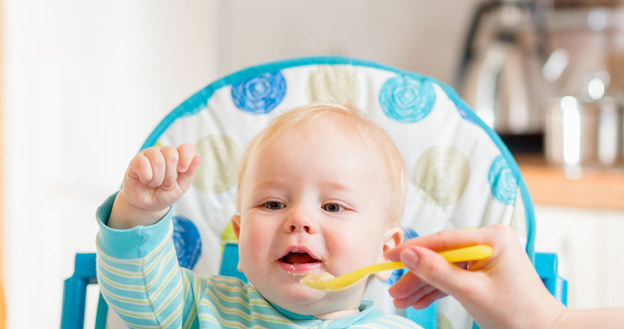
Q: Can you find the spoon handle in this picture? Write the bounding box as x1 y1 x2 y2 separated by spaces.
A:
370 245 493 275
438 244 493 263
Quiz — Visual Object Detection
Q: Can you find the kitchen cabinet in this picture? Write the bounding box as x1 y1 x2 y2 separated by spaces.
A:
519 156 624 309
517 155 624 210
534 205 624 309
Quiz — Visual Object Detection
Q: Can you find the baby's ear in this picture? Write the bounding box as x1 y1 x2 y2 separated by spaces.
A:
374 226 403 281
230 214 243 272
231 214 241 241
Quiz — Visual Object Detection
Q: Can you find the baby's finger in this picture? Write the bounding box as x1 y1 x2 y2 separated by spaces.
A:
176 143 196 173
128 153 153 185
160 146 179 190
177 155 201 191
142 147 166 189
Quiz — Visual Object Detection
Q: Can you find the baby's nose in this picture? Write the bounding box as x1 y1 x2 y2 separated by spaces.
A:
285 207 317 234
289 223 312 233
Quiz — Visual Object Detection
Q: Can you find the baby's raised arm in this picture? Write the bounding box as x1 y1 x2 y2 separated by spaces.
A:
108 144 200 229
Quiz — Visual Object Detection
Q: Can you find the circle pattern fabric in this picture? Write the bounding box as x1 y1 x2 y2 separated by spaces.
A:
193 135 241 194
146 58 533 329
379 75 436 123
510 190 527 238
413 146 470 206
231 71 286 114
172 215 202 270
307 66 359 104
488 155 517 205
438 312 454 329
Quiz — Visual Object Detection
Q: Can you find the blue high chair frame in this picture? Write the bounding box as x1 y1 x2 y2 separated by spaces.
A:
61 56 567 329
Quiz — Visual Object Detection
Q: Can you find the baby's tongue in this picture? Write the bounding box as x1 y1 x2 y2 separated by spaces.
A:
284 252 316 264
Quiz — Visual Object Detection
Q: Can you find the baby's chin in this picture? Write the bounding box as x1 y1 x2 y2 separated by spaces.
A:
255 279 363 318
262 279 328 304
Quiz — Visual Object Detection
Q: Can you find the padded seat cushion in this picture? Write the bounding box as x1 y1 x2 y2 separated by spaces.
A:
129 56 534 329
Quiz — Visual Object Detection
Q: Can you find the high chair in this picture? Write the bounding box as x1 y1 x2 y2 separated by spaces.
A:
61 56 567 329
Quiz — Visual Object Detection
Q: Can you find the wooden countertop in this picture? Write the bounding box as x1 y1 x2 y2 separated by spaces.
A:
516 155 624 210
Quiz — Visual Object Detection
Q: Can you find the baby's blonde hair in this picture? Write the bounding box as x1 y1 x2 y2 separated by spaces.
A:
236 103 407 225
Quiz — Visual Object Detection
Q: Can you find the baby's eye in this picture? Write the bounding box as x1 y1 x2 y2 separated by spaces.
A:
264 201 285 210
322 203 344 213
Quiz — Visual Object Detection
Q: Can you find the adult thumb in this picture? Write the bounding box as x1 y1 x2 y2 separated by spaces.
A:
400 246 472 297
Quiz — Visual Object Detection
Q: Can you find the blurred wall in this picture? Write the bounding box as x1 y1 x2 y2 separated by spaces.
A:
1 1 477 328
216 0 475 84
1 1 219 328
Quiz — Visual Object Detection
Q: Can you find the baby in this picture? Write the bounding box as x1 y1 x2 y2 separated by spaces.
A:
96 103 421 328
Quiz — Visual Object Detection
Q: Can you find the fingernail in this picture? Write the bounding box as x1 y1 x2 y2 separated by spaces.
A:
401 248 420 269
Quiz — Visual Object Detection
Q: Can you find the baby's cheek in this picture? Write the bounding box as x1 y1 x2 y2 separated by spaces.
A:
239 227 271 259
331 230 377 261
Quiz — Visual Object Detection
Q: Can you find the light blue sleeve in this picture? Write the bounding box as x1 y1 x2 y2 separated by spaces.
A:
96 192 173 258
95 192 201 329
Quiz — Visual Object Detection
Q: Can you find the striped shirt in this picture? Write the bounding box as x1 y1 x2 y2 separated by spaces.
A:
96 193 421 329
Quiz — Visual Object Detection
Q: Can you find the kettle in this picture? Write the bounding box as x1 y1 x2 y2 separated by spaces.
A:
457 0 549 135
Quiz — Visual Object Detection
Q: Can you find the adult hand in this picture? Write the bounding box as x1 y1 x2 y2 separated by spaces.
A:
384 225 565 329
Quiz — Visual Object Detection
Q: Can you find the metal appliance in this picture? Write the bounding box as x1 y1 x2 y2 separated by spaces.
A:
456 0 550 153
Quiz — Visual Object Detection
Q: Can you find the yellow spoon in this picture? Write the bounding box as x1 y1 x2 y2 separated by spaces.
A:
300 244 493 291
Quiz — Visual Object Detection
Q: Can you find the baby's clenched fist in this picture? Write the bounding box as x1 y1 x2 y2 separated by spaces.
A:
108 144 200 229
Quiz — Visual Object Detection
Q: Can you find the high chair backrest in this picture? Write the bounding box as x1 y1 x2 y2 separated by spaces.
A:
116 56 536 329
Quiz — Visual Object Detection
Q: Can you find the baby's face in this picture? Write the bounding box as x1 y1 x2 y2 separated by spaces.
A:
232 122 402 318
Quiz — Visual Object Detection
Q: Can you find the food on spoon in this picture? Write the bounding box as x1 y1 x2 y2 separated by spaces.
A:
300 272 336 290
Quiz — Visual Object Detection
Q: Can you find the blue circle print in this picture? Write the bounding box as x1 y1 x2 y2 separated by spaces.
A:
172 216 202 269
231 71 286 114
488 155 517 205
379 75 436 123
402 227 419 240
383 227 420 286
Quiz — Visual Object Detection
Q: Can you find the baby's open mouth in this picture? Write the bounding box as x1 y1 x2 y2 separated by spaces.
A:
281 252 320 265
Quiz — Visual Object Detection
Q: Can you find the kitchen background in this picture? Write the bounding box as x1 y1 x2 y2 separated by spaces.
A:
1 0 623 328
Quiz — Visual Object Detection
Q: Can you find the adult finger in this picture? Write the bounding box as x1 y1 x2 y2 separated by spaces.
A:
392 282 439 309
411 290 448 310
399 245 480 299
388 272 428 300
